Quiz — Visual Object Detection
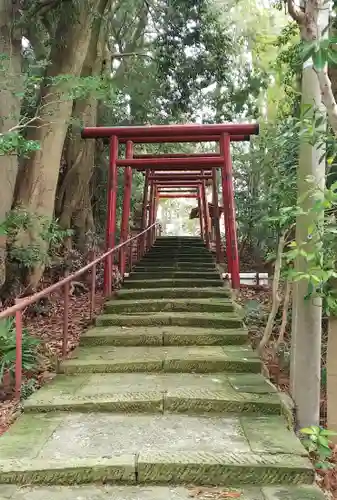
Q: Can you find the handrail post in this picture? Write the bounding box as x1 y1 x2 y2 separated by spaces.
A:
15 302 23 400
62 278 70 357
89 251 96 321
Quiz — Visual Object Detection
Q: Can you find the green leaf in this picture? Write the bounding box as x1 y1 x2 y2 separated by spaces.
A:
300 427 317 435
312 49 327 71
301 41 317 62
320 429 337 436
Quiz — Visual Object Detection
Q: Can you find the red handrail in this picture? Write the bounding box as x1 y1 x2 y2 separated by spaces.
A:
0 222 161 399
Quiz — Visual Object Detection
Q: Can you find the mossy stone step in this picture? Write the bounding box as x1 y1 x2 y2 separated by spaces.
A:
142 255 214 262
134 265 217 272
104 298 234 315
0 413 312 485
58 345 261 374
130 271 220 280
95 312 242 329
123 279 223 289
23 372 280 414
115 287 230 300
1 484 326 500
80 325 247 346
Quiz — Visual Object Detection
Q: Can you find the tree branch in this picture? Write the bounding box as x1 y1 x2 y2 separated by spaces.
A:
286 0 306 24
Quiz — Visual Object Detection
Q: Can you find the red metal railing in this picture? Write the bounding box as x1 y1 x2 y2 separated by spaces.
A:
0 222 161 400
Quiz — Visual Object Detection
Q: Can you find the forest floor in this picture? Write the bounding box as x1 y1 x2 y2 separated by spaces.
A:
0 253 335 497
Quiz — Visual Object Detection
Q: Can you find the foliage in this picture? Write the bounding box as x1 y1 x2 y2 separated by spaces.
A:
1 210 73 270
300 425 337 469
0 318 40 385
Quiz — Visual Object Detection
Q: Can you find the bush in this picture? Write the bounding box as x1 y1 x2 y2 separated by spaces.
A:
0 317 40 385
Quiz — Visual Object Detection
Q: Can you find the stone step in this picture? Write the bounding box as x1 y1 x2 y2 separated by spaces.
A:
1 484 325 500
0 413 312 486
58 345 261 374
95 312 242 329
80 325 247 347
134 264 217 271
147 249 212 256
142 255 214 262
115 287 231 300
123 279 223 289
23 372 282 415
104 298 234 315
129 271 220 280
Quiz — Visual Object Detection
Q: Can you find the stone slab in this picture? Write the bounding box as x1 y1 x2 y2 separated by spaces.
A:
104 298 234 315
0 456 136 485
115 287 231 300
137 451 314 485
80 325 248 347
123 280 223 290
0 484 327 500
241 416 306 456
1 413 304 461
95 312 242 329
228 374 277 393
59 345 261 374
24 372 282 415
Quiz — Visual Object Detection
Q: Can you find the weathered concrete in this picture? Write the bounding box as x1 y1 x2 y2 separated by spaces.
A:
0 237 320 492
58 345 262 374
104 298 235 314
123 279 223 289
115 287 231 300
0 413 313 485
95 312 242 329
1 484 326 500
80 325 247 346
24 372 283 414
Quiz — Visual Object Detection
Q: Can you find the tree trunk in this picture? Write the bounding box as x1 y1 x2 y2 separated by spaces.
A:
56 0 109 249
327 316 337 441
14 0 102 289
290 10 328 428
0 0 21 288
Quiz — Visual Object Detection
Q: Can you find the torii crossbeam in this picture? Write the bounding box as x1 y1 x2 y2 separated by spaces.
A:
82 123 259 289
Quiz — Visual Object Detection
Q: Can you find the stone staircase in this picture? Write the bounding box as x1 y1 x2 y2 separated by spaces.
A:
0 237 325 499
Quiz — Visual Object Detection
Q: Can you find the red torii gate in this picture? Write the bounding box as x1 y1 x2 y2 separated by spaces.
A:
82 123 259 289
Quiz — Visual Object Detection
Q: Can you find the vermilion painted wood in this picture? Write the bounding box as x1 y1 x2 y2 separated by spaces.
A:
159 194 198 199
81 123 259 138
102 134 251 144
212 168 223 264
135 153 221 158
120 141 133 277
201 180 211 249
104 135 118 295
149 175 212 181
140 171 149 256
222 133 240 289
116 157 223 168
197 185 205 242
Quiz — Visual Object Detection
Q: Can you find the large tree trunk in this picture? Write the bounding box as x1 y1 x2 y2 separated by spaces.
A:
14 0 102 289
0 0 22 288
289 2 328 428
56 2 109 249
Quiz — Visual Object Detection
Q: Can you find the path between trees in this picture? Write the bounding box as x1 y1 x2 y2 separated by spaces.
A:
0 237 325 499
